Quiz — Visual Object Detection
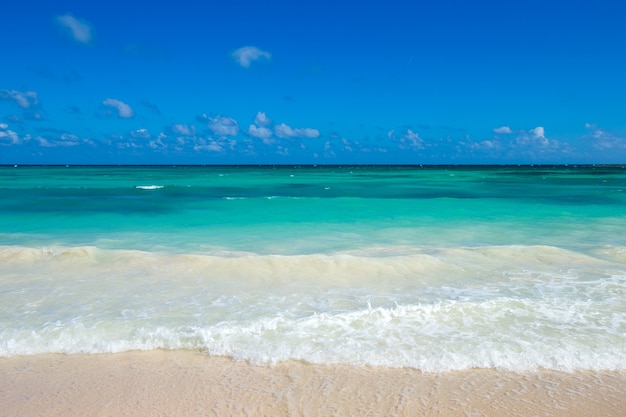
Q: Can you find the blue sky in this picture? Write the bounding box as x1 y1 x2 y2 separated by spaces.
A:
2 0 626 164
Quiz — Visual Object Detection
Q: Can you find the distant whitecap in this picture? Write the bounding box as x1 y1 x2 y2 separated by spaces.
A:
135 185 164 190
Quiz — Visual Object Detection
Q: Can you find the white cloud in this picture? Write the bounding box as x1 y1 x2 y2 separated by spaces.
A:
401 129 423 149
323 141 336 158
149 137 167 150
274 123 320 139
194 141 224 152
36 135 79 148
247 112 275 144
208 116 239 136
462 125 563 157
493 126 513 134
171 124 196 136
102 98 134 118
248 125 273 141
0 127 20 145
83 137 96 146
226 138 238 151
0 89 39 109
531 126 545 138
56 14 93 44
254 111 271 126
469 140 499 150
585 124 626 149
28 133 92 148
130 128 151 139
276 146 289 156
514 126 550 148
274 124 294 138
389 128 423 150
59 133 81 146
116 140 140 150
246 112 321 144
298 128 320 138
36 137 54 147
232 46 271 68
341 138 353 152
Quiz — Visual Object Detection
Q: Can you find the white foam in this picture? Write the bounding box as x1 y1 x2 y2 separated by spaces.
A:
135 185 164 190
2 298 624 372
1 244 624 371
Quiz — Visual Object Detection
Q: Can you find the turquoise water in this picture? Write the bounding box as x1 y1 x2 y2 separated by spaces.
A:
2 165 625 252
1 165 625 371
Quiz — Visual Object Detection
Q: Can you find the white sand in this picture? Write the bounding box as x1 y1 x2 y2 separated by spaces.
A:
1 350 625 416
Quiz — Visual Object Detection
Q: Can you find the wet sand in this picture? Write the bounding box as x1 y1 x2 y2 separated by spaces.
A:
1 350 624 416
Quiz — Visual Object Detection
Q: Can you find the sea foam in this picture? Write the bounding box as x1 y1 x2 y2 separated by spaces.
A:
1 244 624 372
2 297 624 372
135 185 164 190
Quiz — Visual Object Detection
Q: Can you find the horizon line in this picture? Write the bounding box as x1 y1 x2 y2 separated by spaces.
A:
3 163 626 168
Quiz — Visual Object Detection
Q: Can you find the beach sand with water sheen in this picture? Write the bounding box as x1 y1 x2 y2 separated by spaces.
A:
1 351 625 416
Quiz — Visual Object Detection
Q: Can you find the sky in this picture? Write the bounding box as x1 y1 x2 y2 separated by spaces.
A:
1 0 626 164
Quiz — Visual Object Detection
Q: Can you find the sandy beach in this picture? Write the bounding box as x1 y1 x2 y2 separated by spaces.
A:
1 350 624 416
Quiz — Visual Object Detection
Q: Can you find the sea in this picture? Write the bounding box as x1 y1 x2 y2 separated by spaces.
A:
1 165 625 372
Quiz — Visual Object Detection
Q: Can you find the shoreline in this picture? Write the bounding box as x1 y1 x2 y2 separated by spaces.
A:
1 350 624 416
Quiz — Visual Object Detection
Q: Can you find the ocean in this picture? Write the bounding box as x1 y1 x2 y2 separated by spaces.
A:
1 165 625 372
